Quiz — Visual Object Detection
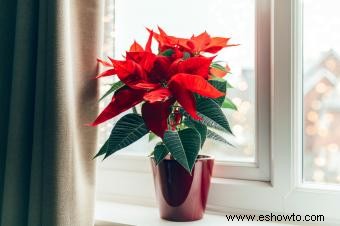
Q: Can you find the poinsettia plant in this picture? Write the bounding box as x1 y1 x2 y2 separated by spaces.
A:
91 27 238 173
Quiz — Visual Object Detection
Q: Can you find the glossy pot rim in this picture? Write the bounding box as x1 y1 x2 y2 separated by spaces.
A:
150 154 214 162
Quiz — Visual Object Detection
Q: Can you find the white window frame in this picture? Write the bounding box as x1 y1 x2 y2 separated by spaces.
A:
213 0 271 181
96 0 340 223
99 0 271 179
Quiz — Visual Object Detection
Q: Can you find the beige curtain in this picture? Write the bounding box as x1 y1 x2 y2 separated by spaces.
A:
0 0 103 225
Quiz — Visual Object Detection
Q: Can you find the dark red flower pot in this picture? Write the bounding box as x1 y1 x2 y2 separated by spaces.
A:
150 155 214 221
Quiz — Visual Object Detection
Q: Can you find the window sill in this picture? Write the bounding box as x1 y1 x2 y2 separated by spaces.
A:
95 201 301 226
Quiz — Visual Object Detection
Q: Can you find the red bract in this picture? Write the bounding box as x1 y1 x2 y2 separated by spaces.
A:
129 41 144 52
183 31 239 54
148 56 172 82
142 98 175 137
91 27 235 137
149 26 189 52
90 86 145 126
168 73 224 99
167 79 199 120
143 88 171 103
176 56 215 79
110 58 159 90
151 27 238 55
96 58 116 78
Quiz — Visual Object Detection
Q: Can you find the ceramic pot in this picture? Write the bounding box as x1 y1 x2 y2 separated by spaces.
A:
150 155 214 221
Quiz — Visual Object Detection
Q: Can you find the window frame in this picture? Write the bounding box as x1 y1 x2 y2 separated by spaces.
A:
96 0 340 223
213 0 271 181
99 0 272 180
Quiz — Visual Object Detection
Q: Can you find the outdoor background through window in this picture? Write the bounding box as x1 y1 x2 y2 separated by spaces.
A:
99 0 255 162
303 0 340 184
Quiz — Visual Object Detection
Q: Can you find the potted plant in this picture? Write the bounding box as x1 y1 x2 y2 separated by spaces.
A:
90 27 238 221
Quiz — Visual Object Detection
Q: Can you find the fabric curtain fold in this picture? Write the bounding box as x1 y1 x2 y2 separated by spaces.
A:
0 0 104 225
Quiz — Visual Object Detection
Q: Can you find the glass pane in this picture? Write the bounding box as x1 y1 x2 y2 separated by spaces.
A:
98 0 115 150
303 0 340 183
100 0 256 162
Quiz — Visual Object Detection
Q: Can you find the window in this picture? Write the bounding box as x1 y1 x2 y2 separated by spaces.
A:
98 0 271 181
98 0 115 149
96 0 340 223
115 0 257 163
303 0 340 184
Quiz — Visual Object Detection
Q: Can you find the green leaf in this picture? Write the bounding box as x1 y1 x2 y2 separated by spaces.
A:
195 98 233 134
208 77 233 89
226 80 233 88
99 81 124 101
211 63 227 72
183 118 207 147
149 132 157 142
153 142 169 164
104 114 149 158
209 80 226 93
163 128 201 173
209 75 225 82
207 129 234 147
160 49 174 56
94 140 109 158
221 97 238 110
208 80 227 106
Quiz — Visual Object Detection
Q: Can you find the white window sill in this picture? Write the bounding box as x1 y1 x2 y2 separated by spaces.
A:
95 201 303 226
